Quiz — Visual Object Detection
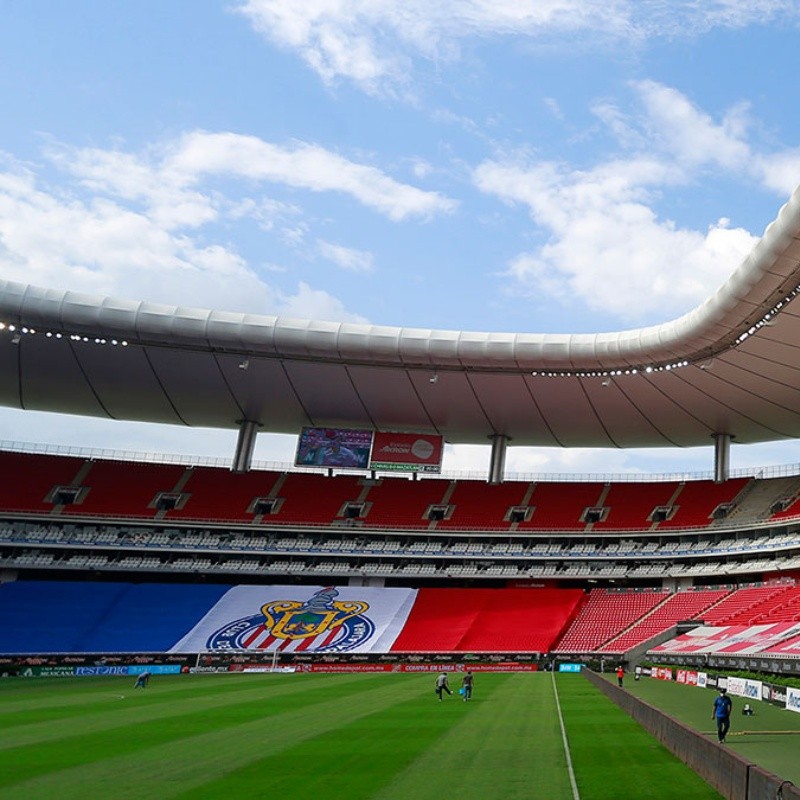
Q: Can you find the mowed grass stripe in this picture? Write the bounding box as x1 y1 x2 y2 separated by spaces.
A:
0 674 393 784
0 673 352 718
177 673 570 800
0 674 433 800
556 675 723 800
0 673 371 750
371 673 575 800
175 672 496 800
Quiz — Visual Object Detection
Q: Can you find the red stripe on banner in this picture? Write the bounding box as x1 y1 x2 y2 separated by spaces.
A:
319 625 341 649
294 634 319 652
243 625 265 648
256 633 277 650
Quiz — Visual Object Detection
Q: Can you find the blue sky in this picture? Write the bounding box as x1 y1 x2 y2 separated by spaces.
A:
2 1 800 477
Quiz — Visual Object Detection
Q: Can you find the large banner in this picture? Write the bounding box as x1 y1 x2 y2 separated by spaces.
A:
369 432 443 473
169 585 417 654
650 622 800 655
294 428 373 469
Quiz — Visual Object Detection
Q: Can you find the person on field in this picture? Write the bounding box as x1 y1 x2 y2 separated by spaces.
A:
461 671 474 701
742 703 754 716
133 670 151 689
712 687 733 742
616 665 624 687
435 672 452 701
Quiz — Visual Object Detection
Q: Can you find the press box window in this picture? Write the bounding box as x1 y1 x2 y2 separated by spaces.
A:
252 497 280 516
650 506 676 523
152 492 188 511
507 506 533 523
426 504 454 521
342 502 366 520
582 506 608 524
48 486 86 506
711 503 735 520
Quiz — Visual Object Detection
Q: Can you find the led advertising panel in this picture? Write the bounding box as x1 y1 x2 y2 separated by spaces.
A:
294 427 373 470
369 432 443 473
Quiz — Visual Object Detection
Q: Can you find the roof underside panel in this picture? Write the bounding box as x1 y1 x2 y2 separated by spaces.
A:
0 338 20 410
526 377 615 447
144 347 242 427
73 342 184 425
607 374 708 447
283 361 374 429
215 355 308 431
573 377 676 448
19 336 107 418
467 373 558 445
662 368 794 443
406 371 490 441
348 366 435 433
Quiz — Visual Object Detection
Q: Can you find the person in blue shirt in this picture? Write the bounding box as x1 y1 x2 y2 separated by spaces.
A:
712 688 733 742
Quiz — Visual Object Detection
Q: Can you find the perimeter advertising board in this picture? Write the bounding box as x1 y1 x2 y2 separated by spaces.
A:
369 432 443 473
294 427 373 469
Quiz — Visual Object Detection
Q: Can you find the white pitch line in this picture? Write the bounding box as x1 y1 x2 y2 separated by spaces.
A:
551 671 581 800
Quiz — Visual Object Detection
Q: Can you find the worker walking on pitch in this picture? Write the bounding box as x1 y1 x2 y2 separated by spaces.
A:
435 672 452 701
461 670 474 701
712 687 733 743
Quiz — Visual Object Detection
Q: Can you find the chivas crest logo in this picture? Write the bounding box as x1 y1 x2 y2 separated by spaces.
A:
207 587 374 652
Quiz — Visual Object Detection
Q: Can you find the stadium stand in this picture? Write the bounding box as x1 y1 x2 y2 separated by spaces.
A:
62 460 187 517
657 477 750 528
516 481 606 530
270 472 366 525
358 476 452 528
597 587 730 652
591 481 681 530
0 451 85 513
436 480 530 530
167 467 283 521
701 583 795 624
552 588 668 652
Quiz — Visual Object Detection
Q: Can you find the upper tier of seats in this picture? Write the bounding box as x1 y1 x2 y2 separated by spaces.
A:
0 449 792 532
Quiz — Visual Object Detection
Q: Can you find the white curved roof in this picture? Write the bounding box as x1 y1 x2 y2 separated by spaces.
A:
2 186 800 448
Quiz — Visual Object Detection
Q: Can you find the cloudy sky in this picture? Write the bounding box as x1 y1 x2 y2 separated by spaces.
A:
3 0 800 477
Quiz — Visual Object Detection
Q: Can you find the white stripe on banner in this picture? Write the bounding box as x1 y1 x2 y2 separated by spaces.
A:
168 585 418 654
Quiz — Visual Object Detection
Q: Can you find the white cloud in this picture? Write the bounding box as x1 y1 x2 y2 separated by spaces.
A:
54 132 455 224
475 155 757 320
470 79 800 322
632 80 751 170
273 281 369 322
0 144 375 323
317 240 374 272
236 1 800 92
755 149 800 196
0 130 452 321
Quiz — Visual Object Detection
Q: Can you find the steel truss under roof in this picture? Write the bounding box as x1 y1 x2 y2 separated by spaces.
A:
2 186 800 450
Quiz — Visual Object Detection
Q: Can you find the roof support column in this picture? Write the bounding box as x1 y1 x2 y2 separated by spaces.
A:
232 419 261 473
488 434 510 485
712 432 733 484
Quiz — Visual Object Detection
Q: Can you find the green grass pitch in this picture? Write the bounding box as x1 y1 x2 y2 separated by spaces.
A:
0 672 724 800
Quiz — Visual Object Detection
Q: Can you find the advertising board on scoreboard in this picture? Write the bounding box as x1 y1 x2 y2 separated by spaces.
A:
369 432 443 473
294 427 373 470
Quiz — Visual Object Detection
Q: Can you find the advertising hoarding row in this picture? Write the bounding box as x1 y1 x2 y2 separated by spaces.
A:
294 428 443 473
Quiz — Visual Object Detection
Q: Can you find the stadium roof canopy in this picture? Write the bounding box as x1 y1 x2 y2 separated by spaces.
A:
2 186 800 454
